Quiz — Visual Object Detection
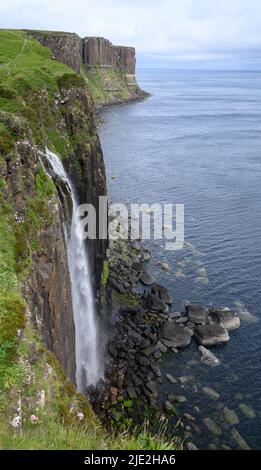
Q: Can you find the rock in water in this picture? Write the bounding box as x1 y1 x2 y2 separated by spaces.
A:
202 387 220 400
239 403 256 419
223 407 239 426
186 304 208 324
166 374 177 384
159 262 171 272
139 272 156 286
194 324 230 346
231 429 250 450
204 418 222 435
186 442 198 450
208 308 241 331
199 346 220 366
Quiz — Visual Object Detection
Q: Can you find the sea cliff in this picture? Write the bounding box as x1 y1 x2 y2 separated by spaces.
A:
25 30 149 106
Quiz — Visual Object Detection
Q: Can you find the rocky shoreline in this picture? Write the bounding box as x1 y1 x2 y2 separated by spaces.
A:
90 232 247 449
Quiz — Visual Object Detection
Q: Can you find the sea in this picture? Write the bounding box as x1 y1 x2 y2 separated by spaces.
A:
99 67 261 449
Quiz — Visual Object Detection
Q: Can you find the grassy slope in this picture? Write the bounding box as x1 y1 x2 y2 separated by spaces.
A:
82 64 132 105
0 30 176 450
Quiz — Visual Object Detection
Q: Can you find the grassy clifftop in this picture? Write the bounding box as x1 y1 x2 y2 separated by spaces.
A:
0 30 175 450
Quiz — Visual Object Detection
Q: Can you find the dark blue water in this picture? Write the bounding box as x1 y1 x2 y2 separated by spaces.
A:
99 69 261 449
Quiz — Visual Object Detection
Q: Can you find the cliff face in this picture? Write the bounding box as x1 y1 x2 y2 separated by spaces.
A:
1 141 76 381
26 30 149 106
82 37 118 70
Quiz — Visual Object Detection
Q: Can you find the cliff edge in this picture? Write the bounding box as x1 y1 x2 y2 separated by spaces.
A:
25 30 149 106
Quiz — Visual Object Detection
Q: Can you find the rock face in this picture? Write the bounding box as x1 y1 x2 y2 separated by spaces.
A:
26 31 148 105
83 37 118 69
115 46 136 74
3 141 75 381
0 70 108 383
26 30 82 74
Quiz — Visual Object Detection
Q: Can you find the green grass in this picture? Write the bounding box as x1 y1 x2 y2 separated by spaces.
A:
1 417 178 450
82 65 132 105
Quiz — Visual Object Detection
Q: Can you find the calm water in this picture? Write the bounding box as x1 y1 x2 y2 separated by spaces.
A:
99 69 261 449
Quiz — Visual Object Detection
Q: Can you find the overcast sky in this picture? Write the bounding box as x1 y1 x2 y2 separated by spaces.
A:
1 0 261 67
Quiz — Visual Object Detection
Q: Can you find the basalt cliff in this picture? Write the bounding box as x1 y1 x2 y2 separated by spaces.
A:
25 30 149 106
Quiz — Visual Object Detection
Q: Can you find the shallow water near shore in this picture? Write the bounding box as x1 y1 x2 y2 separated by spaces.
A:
99 68 261 449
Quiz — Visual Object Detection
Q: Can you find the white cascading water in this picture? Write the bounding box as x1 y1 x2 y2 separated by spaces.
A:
42 149 102 392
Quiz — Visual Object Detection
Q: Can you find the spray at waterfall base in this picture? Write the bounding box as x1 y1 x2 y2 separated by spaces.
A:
75 198 185 252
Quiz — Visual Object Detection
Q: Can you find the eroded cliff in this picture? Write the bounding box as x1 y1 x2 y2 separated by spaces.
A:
26 30 149 105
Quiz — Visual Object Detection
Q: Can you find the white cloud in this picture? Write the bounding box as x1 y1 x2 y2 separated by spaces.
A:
1 0 261 58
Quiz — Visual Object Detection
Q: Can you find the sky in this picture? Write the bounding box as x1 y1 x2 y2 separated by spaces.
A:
1 0 261 68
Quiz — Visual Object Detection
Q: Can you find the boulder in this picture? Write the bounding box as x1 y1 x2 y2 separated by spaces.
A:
169 395 186 404
202 387 220 401
169 312 181 319
194 324 230 346
139 272 156 286
159 262 171 272
151 284 172 305
186 304 208 324
199 346 220 366
208 308 240 331
157 341 167 354
160 321 193 348
186 442 198 450
166 374 177 384
238 403 256 419
145 294 166 312
204 418 222 435
231 429 250 450
223 407 239 426
175 316 188 325
142 249 151 261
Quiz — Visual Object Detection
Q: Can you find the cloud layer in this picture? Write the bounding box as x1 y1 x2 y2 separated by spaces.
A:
1 0 261 59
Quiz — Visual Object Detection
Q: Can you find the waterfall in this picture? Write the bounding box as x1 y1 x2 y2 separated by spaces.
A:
42 149 102 392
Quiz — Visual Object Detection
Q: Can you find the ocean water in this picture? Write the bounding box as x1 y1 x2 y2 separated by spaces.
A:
99 69 261 449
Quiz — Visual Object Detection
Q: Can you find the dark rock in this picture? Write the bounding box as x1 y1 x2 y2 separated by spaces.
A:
199 345 220 366
166 374 177 384
202 387 220 400
208 308 240 331
169 395 186 404
110 277 126 293
146 294 166 312
186 304 208 324
169 312 181 319
194 324 230 346
140 272 156 286
186 442 198 450
175 316 188 325
160 321 193 348
157 341 168 353
151 284 172 305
